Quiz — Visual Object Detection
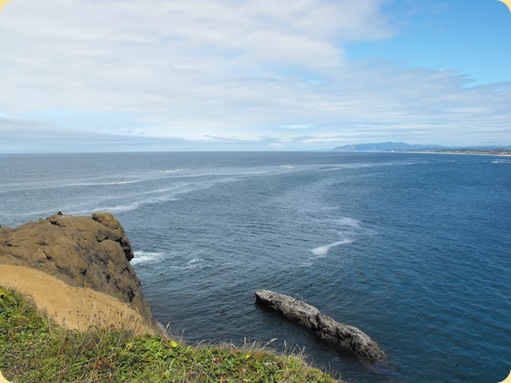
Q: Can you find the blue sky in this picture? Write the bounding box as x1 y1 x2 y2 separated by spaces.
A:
0 0 510 152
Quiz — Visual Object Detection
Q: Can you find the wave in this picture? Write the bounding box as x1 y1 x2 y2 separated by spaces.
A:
131 251 166 265
63 175 151 187
68 203 148 215
0 177 151 193
51 179 227 217
167 170 270 179
169 257 204 271
335 217 361 228
334 217 378 236
72 179 146 186
310 239 352 257
313 160 419 173
132 251 204 271
95 204 145 214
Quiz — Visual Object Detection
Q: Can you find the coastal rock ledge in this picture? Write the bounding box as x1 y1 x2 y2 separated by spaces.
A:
0 212 155 330
255 289 385 361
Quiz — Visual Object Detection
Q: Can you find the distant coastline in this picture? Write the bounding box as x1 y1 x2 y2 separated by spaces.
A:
333 142 511 156
387 149 511 157
409 149 511 157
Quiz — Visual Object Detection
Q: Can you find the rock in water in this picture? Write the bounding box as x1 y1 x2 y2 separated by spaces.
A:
255 289 385 360
0 213 153 325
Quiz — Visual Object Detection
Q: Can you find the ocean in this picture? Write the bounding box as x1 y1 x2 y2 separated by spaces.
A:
0 151 509 383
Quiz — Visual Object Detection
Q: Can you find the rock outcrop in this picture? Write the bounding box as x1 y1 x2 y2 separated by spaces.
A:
0 212 154 328
255 289 385 360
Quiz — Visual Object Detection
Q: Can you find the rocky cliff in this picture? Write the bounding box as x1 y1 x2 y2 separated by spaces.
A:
0 212 155 328
255 289 385 360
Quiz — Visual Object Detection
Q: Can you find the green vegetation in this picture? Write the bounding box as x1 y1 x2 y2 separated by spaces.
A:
0 288 340 383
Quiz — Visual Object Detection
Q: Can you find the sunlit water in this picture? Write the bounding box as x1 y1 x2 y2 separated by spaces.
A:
1 152 509 383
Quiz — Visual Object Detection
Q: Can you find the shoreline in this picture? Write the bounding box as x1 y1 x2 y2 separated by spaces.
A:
338 150 511 157
409 150 511 157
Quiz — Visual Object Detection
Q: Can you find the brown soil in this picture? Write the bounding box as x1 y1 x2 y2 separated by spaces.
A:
0 264 157 335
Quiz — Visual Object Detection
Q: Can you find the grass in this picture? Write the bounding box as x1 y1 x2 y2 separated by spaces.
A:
0 288 342 383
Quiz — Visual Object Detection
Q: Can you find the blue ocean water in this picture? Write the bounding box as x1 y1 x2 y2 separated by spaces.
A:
0 152 509 383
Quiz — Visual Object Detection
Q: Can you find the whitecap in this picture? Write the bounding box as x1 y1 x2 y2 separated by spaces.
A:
69 191 180 215
310 239 352 257
68 203 143 215
335 217 361 228
102 180 145 185
131 251 166 265
66 176 149 187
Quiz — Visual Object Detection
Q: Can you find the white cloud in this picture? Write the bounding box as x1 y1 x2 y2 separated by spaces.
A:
0 0 510 151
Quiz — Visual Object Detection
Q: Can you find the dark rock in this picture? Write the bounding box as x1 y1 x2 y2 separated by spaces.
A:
92 212 134 261
0 213 153 324
255 289 385 360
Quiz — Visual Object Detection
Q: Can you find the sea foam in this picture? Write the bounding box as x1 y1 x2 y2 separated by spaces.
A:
310 239 352 257
169 257 204 271
335 217 361 228
131 251 166 265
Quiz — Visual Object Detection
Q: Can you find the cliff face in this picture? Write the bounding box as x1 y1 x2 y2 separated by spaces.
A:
0 212 153 325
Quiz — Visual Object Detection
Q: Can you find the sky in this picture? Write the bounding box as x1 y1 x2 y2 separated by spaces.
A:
0 0 510 152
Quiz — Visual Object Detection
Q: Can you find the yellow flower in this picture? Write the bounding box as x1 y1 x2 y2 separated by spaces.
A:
170 340 179 348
